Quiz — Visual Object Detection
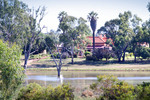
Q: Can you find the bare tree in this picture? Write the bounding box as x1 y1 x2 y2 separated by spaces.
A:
44 39 63 77
23 6 46 71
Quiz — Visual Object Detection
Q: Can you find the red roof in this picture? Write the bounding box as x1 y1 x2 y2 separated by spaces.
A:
86 35 112 50
87 36 105 43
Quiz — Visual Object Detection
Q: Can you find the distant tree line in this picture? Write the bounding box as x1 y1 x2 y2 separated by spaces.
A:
97 7 150 62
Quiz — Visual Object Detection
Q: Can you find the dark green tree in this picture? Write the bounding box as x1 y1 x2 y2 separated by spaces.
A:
98 11 133 62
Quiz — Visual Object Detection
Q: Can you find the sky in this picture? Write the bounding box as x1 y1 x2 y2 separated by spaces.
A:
21 0 150 33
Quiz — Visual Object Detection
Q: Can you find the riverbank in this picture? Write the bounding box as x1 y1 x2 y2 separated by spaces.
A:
24 57 150 71
24 57 150 100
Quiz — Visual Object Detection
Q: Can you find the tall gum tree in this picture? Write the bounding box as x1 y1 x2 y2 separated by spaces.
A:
23 6 46 71
98 11 133 62
0 0 46 71
130 15 142 62
0 0 29 43
58 11 90 64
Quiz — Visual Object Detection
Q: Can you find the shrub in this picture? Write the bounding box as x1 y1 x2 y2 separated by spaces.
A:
90 75 136 100
61 52 70 59
100 81 136 100
0 40 25 100
74 53 78 58
129 52 133 57
137 47 150 59
93 48 115 61
17 83 74 100
45 84 74 100
84 51 91 56
29 53 47 59
135 82 150 100
93 48 103 60
86 55 94 61
17 83 43 100
52 52 60 58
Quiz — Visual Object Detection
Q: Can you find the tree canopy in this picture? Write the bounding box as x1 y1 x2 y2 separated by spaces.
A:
0 40 24 100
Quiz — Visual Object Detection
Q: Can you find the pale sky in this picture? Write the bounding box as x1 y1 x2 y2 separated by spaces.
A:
21 0 150 33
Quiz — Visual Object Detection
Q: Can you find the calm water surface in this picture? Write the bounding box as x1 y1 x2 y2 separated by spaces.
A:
25 71 150 87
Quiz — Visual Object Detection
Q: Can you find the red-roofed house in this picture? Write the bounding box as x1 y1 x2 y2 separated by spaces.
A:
86 35 112 52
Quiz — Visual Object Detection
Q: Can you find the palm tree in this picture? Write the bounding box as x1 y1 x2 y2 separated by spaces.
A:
88 11 98 51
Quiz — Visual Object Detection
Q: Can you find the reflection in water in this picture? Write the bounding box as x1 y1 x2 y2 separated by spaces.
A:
25 71 150 87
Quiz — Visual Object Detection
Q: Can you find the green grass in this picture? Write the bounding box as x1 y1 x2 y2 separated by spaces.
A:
21 53 150 71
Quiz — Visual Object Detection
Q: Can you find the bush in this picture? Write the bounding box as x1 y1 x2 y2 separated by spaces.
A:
61 52 70 59
135 82 150 100
93 48 115 61
45 84 74 100
90 75 136 100
17 83 43 100
137 47 150 59
0 40 25 100
84 51 91 56
93 49 103 60
86 55 94 61
52 52 60 58
100 81 136 100
129 52 133 57
17 83 74 100
74 53 78 58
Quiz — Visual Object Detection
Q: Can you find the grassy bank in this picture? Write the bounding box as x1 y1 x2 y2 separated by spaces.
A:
25 57 150 71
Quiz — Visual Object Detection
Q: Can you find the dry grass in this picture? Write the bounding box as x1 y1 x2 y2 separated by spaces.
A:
25 57 150 71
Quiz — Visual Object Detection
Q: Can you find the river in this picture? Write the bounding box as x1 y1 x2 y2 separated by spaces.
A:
25 71 150 87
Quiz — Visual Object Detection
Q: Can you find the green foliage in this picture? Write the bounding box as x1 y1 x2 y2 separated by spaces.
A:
30 33 46 54
17 83 44 100
0 0 29 44
52 52 70 59
93 48 115 61
61 52 70 59
136 82 150 100
0 40 25 100
17 83 74 100
137 46 150 59
52 52 60 58
29 53 47 59
45 33 56 52
58 12 91 64
86 55 95 61
45 84 74 100
90 75 136 100
99 11 134 62
73 53 78 58
100 81 136 100
84 51 91 56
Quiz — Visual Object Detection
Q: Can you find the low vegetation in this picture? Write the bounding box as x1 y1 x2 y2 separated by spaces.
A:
17 83 74 100
86 48 115 61
90 75 150 100
15 75 150 100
